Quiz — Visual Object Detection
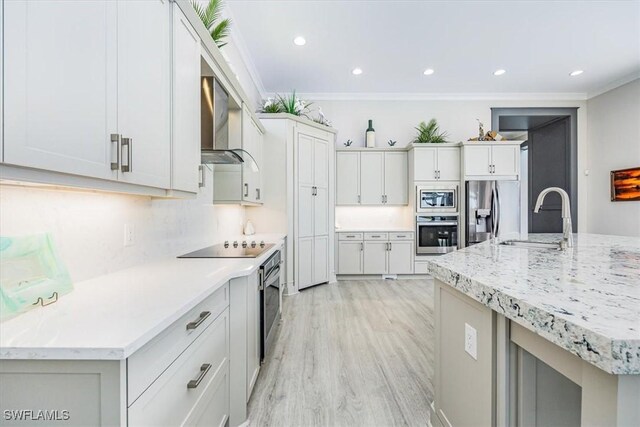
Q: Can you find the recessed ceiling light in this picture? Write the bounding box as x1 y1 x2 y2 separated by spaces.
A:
352 68 363 75
493 69 506 76
423 68 435 76
293 36 306 46
569 70 584 77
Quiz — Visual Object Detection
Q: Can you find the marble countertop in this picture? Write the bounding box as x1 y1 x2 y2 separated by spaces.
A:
428 233 640 375
0 234 286 361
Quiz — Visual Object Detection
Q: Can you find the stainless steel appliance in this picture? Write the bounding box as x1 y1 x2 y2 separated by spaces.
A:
416 185 458 213
178 240 274 258
259 249 281 362
466 180 521 246
416 215 459 254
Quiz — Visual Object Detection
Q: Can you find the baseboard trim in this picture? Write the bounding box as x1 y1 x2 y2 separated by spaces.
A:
336 274 432 281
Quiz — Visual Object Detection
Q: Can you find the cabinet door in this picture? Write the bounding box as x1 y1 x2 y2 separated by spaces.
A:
313 138 329 236
384 152 408 204
3 1 118 180
464 145 492 177
413 147 438 181
387 241 414 274
360 151 384 204
117 0 171 188
241 107 255 202
336 152 360 205
171 6 201 193
491 145 519 177
246 270 260 399
363 242 387 274
337 242 363 274
313 236 329 285
297 133 315 239
253 123 264 202
297 237 313 290
437 147 460 181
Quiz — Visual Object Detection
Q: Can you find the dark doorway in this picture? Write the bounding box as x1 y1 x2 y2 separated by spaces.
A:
491 108 578 233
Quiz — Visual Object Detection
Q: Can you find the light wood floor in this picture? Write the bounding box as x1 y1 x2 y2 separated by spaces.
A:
247 278 435 427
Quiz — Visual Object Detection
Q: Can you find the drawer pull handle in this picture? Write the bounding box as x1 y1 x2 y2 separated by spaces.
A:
371 235 381 238
397 235 406 238
187 363 212 389
346 235 356 238
186 311 211 330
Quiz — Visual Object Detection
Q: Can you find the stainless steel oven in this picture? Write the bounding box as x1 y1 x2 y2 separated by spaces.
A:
416 185 458 213
259 250 281 363
416 215 459 254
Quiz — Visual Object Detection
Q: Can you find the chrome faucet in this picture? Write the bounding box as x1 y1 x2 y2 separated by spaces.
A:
534 187 573 249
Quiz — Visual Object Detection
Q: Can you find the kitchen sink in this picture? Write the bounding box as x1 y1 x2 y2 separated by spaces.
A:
498 239 562 250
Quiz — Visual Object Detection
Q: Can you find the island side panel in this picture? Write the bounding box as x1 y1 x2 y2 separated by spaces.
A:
0 359 126 426
434 278 496 427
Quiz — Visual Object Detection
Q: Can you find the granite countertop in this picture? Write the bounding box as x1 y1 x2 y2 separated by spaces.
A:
428 233 640 375
0 235 286 361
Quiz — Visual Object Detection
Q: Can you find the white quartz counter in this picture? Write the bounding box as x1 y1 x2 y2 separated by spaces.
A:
428 233 640 375
335 227 415 233
0 235 286 361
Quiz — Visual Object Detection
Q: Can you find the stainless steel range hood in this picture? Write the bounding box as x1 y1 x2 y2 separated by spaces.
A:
201 76 257 170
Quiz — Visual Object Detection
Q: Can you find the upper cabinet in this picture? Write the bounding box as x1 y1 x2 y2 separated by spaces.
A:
462 142 522 180
411 145 461 182
336 149 408 206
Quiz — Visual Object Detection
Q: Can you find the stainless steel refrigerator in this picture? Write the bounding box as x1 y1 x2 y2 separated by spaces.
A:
465 180 522 246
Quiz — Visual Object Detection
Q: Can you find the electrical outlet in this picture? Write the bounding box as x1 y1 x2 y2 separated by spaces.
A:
465 323 477 360
124 224 135 247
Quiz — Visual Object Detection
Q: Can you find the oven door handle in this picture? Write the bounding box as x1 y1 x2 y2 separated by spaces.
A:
417 222 459 226
264 265 281 286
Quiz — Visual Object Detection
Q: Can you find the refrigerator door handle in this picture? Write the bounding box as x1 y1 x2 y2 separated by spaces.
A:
494 184 501 238
490 184 497 240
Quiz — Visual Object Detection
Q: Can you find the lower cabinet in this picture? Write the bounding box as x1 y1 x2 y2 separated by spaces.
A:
337 232 414 275
246 270 260 401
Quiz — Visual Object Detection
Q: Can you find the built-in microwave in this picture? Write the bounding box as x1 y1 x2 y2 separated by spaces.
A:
416 185 458 213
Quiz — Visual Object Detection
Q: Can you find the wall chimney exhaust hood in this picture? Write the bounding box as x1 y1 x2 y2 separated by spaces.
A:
200 76 258 171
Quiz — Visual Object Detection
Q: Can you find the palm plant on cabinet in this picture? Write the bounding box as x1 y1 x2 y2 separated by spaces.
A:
191 0 231 48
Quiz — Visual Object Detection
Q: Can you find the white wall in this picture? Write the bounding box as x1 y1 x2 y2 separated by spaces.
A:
0 168 246 283
586 79 640 237
314 98 588 231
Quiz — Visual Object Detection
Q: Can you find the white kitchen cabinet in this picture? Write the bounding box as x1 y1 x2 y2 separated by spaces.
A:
387 241 414 274
241 106 264 204
3 0 118 180
463 142 523 180
336 148 409 206
363 242 388 274
360 152 385 204
246 270 260 400
336 152 360 204
337 241 364 274
412 145 460 182
3 0 173 190
384 152 409 204
171 6 201 193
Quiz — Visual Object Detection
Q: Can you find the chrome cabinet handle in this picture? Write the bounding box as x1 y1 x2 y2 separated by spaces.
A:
389 242 392 251
360 242 363 251
438 170 441 179
357 195 361 203
256 188 260 200
244 183 249 197
121 138 132 172
187 363 212 389
198 165 205 188
186 311 211 330
434 170 438 179
110 134 120 170
346 235 356 238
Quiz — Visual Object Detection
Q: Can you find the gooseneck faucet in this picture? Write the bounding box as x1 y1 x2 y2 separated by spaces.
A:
534 187 573 248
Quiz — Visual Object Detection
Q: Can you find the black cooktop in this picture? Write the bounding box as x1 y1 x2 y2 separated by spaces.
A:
178 242 274 258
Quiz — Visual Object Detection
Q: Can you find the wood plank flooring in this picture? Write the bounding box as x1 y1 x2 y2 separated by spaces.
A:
247 278 434 427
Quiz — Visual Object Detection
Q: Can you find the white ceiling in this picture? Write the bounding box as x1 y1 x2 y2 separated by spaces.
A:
226 0 640 98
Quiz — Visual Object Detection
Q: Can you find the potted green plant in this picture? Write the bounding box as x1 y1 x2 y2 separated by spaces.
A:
260 91 312 118
413 119 448 143
191 0 231 48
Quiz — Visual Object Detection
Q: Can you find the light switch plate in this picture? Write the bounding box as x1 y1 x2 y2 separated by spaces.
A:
465 323 478 360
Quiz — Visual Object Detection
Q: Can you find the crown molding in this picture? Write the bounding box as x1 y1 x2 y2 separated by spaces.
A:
224 7 267 100
587 71 640 100
265 92 589 101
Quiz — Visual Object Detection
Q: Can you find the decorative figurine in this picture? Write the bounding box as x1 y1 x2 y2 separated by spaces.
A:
477 119 485 141
344 139 353 147
388 140 397 146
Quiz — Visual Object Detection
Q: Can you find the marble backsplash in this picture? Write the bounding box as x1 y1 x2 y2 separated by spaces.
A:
0 168 246 283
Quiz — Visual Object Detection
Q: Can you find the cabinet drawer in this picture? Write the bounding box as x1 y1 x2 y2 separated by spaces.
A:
338 232 364 241
128 283 229 405
364 232 389 240
128 308 229 426
389 232 414 241
414 261 431 274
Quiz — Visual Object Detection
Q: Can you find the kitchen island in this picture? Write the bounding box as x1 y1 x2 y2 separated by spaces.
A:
428 233 640 427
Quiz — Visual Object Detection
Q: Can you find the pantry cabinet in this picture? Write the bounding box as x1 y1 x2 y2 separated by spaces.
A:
462 142 523 180
411 145 461 182
336 149 408 206
336 232 414 275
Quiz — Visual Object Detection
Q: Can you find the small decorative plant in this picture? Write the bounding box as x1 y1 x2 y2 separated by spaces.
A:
191 0 231 49
388 140 397 146
260 91 312 117
413 119 448 144
344 139 353 147
260 97 282 113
